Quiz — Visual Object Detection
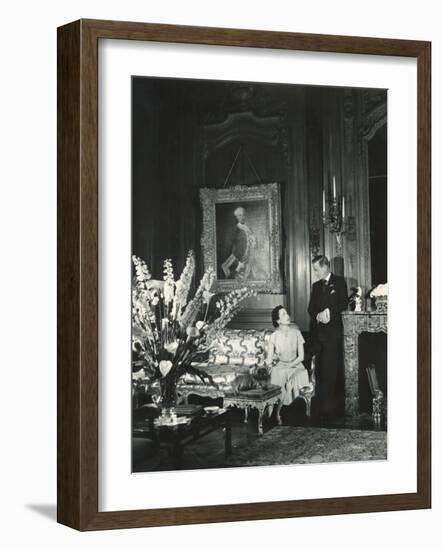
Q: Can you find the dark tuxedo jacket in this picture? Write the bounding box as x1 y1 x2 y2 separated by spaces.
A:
308 273 348 341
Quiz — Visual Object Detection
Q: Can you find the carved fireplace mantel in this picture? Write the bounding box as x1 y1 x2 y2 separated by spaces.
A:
342 311 387 416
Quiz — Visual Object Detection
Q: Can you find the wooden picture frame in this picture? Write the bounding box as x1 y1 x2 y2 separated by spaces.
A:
200 183 283 293
57 19 431 531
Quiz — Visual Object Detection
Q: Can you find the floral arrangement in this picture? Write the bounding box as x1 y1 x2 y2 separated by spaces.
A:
132 251 256 406
370 283 388 298
369 283 388 313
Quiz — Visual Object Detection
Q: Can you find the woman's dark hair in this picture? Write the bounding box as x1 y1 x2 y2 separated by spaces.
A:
271 305 285 328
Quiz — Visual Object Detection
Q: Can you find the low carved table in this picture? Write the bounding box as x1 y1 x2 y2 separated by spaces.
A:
223 385 282 435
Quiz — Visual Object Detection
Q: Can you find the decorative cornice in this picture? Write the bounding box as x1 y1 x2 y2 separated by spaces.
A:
360 101 387 141
203 111 287 156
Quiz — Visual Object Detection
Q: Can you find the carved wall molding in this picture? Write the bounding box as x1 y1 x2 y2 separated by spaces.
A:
202 111 289 161
360 101 387 141
362 89 387 118
200 82 289 125
343 89 355 153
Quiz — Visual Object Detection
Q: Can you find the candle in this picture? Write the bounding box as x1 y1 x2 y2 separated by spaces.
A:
342 196 345 219
333 176 336 200
322 189 326 216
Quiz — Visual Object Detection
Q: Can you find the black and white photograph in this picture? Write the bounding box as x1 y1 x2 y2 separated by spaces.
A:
131 75 388 473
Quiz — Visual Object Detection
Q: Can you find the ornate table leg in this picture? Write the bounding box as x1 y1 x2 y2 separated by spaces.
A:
257 404 266 435
276 401 283 425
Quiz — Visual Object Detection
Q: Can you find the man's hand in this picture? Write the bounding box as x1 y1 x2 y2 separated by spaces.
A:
323 308 330 323
236 261 244 272
316 308 330 324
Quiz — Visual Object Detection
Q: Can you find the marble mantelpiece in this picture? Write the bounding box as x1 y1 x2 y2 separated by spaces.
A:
342 311 387 416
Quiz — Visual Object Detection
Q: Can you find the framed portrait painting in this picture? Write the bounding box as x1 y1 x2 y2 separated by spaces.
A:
57 19 431 531
200 183 283 293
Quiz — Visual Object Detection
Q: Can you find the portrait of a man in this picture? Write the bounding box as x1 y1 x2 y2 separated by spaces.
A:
219 205 258 280
200 184 283 293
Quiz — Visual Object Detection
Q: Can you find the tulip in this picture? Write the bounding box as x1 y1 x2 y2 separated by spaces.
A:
159 360 173 377
164 341 179 354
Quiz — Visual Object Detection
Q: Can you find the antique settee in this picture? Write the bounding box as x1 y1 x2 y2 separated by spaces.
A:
176 328 315 435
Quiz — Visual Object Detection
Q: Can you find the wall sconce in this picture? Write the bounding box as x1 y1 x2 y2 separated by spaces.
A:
309 206 321 258
322 176 354 254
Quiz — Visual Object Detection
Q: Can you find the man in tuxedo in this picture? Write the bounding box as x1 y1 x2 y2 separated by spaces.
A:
308 255 348 417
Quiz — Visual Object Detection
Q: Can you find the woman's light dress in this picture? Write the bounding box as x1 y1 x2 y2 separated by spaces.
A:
269 327 310 405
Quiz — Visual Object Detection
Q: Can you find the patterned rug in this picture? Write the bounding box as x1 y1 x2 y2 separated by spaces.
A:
225 426 387 467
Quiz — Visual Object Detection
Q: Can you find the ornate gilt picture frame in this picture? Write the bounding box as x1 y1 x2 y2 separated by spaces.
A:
200 183 283 293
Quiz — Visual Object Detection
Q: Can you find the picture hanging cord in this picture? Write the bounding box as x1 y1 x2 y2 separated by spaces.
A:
222 144 264 188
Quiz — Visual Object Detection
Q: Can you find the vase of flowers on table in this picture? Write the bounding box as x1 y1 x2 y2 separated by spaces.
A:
132 250 256 408
370 283 388 313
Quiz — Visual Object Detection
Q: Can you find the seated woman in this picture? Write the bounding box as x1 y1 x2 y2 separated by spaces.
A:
267 305 310 424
